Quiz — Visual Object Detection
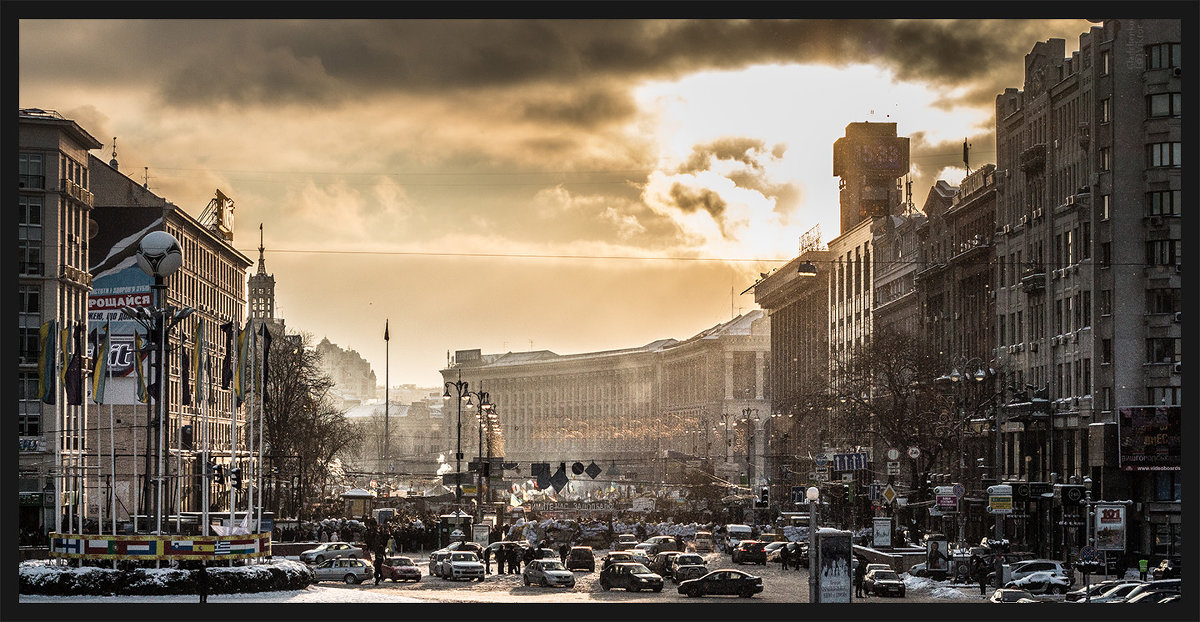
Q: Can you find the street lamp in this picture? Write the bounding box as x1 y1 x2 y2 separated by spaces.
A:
937 356 989 545
443 372 470 514
120 231 193 536
465 389 494 522
717 413 734 462
807 486 820 603
740 408 759 486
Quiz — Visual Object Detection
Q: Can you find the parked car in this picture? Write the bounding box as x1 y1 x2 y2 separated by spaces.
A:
1005 570 1072 594
379 556 421 582
632 543 657 556
1065 579 1140 602
767 541 803 564
693 531 714 552
1151 558 1180 580
1158 593 1181 604
990 559 1074 587
615 534 639 549
598 562 663 593
864 569 906 597
1086 581 1149 603
299 541 363 564
724 524 753 549
641 535 680 555
678 569 764 598
435 540 484 557
731 540 768 565
443 551 486 581
484 540 527 559
762 541 787 560
534 547 558 561
908 562 928 577
625 550 651 567
565 546 595 572
1125 590 1179 603
989 588 1036 603
522 559 576 588
602 551 635 570
864 562 891 575
668 553 708 583
1105 578 1180 603
428 551 451 578
311 557 374 584
649 551 682 577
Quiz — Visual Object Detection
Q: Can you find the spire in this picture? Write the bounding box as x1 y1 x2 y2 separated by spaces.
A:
256 223 267 275
109 137 118 170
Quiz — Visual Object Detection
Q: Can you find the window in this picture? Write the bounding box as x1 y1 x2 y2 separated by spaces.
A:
1100 50 1111 75
18 372 40 436
1147 93 1182 117
1148 386 1181 406
1154 472 1181 502
1148 190 1181 216
19 196 43 275
1146 337 1180 363
1100 242 1111 268
19 285 40 314
1146 288 1180 314
1100 194 1110 220
1080 222 1091 259
1100 98 1111 122
18 152 44 189
1081 291 1091 327
1146 240 1181 266
1098 147 1111 171
1146 43 1182 69
19 327 40 365
1101 339 1113 364
1147 142 1182 167
1153 523 1181 558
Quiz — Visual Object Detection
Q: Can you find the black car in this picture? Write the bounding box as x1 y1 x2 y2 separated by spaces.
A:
602 551 636 570
598 562 664 593
678 569 764 598
731 540 767 565
649 551 681 577
565 546 595 572
863 569 906 597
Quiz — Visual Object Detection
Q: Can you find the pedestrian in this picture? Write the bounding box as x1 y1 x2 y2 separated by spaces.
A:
483 544 492 574
1138 557 1149 581
509 545 520 574
496 545 506 575
523 544 535 571
374 550 385 585
197 561 209 604
854 556 867 598
559 542 569 564
779 542 791 571
974 556 988 596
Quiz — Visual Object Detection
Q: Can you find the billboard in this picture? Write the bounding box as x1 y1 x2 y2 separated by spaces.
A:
1094 504 1127 552
872 517 892 548
1118 405 1180 471
926 538 950 574
817 529 852 603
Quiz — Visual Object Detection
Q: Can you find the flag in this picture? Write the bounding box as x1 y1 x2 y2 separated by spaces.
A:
133 332 148 404
37 320 57 404
259 322 272 403
60 323 71 398
181 347 191 406
963 139 970 169
92 322 110 404
193 319 206 405
221 322 235 390
65 322 84 405
240 319 256 399
235 322 249 400
384 319 389 341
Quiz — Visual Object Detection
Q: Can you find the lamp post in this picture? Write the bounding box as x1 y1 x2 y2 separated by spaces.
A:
465 389 494 523
936 357 988 545
807 486 820 603
443 372 470 514
716 413 734 463
120 231 194 536
740 408 759 486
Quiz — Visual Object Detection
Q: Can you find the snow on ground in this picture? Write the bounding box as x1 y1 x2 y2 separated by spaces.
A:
19 585 425 603
902 573 980 600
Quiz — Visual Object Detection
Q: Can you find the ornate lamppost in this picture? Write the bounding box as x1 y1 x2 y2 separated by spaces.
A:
443 372 470 513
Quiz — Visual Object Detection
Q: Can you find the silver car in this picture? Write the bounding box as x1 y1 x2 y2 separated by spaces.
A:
311 557 374 584
444 551 486 581
523 559 576 588
299 541 364 564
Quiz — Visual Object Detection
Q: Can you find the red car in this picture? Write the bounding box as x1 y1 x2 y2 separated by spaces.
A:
380 556 422 582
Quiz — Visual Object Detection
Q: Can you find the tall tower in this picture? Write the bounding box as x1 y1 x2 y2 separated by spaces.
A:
248 224 277 323
832 122 910 234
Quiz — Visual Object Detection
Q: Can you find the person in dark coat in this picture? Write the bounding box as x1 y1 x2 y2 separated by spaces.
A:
973 556 989 595
522 544 535 571
496 545 505 575
483 544 492 574
374 549 385 585
197 561 209 603
779 542 791 570
509 546 521 574
559 542 569 563
854 556 867 598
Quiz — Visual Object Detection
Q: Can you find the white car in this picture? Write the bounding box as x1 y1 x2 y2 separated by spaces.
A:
443 551 486 581
299 541 364 564
1006 559 1074 586
523 559 576 588
1005 570 1071 594
311 557 374 584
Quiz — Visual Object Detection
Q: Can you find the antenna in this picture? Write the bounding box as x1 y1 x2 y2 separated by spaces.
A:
109 137 119 170
143 166 151 189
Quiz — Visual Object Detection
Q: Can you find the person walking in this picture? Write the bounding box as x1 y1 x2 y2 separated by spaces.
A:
496 545 506 575
373 549 385 585
779 542 791 571
197 561 209 604
483 543 492 574
509 545 520 574
1138 557 1149 581
974 556 989 596
854 556 867 598
559 542 569 564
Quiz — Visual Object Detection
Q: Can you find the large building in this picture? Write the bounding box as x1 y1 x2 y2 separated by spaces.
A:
17 108 103 536
438 312 771 495
994 20 1182 560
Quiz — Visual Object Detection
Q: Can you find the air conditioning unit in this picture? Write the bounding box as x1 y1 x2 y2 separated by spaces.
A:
1174 311 1181 323
1015 343 1024 352
1172 362 1181 375
1173 66 1183 77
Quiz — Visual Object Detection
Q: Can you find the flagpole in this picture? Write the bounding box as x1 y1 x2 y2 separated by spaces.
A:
51 322 62 540
61 323 70 536
82 325 89 536
93 329 102 535
202 339 209 538
256 325 265 534
246 321 255 535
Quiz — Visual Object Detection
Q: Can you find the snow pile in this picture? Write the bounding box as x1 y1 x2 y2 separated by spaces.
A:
929 585 974 599
19 558 314 596
901 574 938 591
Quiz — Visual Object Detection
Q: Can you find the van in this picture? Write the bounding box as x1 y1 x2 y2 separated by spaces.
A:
693 531 714 552
726 524 753 549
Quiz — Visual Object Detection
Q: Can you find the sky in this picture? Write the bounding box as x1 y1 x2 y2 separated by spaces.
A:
18 16 1095 389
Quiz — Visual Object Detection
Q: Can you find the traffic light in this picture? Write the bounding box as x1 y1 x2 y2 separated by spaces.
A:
230 467 243 490
214 464 225 485
758 486 770 507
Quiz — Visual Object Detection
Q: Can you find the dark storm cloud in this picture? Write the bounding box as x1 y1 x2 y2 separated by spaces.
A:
519 87 637 127
669 184 727 221
679 137 770 174
23 19 1090 110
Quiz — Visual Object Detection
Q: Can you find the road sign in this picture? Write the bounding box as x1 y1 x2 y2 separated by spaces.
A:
935 486 958 509
907 446 920 459
886 461 901 476
814 453 830 468
886 448 900 461
815 468 830 482
832 452 868 471
988 485 1013 514
791 486 805 504
1079 545 1096 562
953 483 965 498
841 473 854 483
882 485 897 505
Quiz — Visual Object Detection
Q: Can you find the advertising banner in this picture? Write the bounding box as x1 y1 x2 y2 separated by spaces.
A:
1118 405 1180 471
926 539 950 573
1094 504 1127 552
872 517 892 548
817 529 852 603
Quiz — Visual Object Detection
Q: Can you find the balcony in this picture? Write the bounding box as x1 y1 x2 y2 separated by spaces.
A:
1019 143 1047 174
1020 264 1046 292
60 264 93 288
60 178 94 207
